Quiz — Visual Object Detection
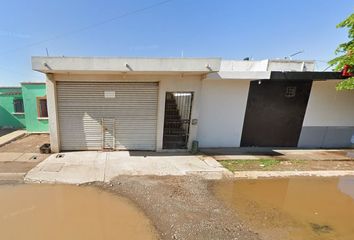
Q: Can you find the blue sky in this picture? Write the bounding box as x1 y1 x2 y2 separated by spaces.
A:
0 0 352 85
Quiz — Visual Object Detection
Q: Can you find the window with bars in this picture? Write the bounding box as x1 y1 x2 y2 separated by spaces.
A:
37 97 48 118
13 99 24 113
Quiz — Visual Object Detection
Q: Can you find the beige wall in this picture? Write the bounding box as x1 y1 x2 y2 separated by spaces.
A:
46 75 60 152
50 73 203 152
50 73 251 151
197 80 250 147
48 72 354 151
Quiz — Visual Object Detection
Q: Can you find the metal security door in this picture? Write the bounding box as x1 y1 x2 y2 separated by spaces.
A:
102 118 115 150
163 92 193 149
57 82 158 151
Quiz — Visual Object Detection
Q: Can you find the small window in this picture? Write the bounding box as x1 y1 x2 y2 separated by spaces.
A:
13 99 24 113
37 97 48 118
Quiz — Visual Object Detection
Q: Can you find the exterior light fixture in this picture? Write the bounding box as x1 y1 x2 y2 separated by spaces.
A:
43 62 52 70
125 63 132 71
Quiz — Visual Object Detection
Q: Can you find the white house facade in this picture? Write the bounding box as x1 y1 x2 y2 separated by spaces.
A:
31 57 354 152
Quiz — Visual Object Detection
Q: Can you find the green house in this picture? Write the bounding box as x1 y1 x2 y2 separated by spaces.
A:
0 87 26 129
0 82 48 133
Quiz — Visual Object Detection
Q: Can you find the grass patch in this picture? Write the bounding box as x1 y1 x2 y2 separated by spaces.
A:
219 158 281 172
259 158 280 167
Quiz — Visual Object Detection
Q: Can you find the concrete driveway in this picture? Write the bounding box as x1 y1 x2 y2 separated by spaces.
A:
25 151 230 184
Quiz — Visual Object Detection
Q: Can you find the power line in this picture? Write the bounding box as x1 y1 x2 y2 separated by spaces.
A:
0 0 174 56
0 66 32 78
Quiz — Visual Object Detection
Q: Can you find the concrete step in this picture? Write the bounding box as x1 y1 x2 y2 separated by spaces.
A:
163 142 187 149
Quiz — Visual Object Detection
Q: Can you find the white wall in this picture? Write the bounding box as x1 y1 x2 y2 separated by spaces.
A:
298 80 354 148
157 76 202 150
220 60 268 71
197 80 250 147
267 60 315 71
303 80 354 127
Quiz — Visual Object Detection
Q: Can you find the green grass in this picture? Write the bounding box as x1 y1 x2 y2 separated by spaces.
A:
259 158 280 167
219 158 281 172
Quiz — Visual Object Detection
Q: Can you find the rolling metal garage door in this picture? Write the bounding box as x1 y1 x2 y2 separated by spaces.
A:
57 82 158 151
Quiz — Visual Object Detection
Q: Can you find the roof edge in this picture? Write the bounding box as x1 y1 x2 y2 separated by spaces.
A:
21 82 45 85
31 56 222 74
0 86 21 89
270 71 345 80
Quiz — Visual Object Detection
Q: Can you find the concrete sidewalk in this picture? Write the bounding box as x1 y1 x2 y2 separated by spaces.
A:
25 151 230 184
0 152 47 162
0 130 26 147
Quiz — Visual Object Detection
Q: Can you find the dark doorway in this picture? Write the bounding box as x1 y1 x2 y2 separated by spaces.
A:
241 80 312 147
163 92 193 149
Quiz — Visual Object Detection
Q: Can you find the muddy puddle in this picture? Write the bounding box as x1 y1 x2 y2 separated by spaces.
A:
0 184 158 240
213 177 354 240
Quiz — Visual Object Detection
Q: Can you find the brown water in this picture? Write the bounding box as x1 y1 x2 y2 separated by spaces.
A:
0 184 158 240
213 177 354 240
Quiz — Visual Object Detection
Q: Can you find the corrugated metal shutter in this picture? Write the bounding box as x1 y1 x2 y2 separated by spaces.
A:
102 118 115 149
57 82 158 151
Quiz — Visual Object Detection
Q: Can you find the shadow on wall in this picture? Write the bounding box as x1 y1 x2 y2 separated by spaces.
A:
0 105 25 129
298 126 354 148
57 111 104 150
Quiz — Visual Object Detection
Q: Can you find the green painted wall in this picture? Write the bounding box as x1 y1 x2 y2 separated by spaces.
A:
0 88 26 129
22 83 48 132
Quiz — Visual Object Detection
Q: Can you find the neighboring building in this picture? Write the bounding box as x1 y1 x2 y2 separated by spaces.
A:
21 82 49 132
0 83 49 132
0 87 26 129
31 57 354 152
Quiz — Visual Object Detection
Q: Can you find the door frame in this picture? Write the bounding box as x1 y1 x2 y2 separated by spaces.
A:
162 91 194 149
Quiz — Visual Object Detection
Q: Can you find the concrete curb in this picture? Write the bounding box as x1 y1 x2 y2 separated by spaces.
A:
0 173 25 181
0 130 26 147
233 170 354 179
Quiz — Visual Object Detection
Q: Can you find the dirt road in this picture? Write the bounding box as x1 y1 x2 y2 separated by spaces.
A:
97 176 260 240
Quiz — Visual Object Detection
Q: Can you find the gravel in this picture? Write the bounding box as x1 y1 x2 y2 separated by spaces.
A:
97 175 260 240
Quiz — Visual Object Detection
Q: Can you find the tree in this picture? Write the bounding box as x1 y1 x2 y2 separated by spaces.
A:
328 13 354 90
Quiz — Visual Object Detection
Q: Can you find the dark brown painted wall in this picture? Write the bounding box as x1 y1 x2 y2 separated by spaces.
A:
241 80 312 147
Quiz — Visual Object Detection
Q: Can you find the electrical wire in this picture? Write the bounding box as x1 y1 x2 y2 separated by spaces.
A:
0 0 174 56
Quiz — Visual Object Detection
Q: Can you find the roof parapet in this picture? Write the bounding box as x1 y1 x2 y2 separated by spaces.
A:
32 56 222 74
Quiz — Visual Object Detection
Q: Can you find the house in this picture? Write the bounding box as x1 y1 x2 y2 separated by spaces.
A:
0 87 26 129
0 82 49 132
31 57 354 153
